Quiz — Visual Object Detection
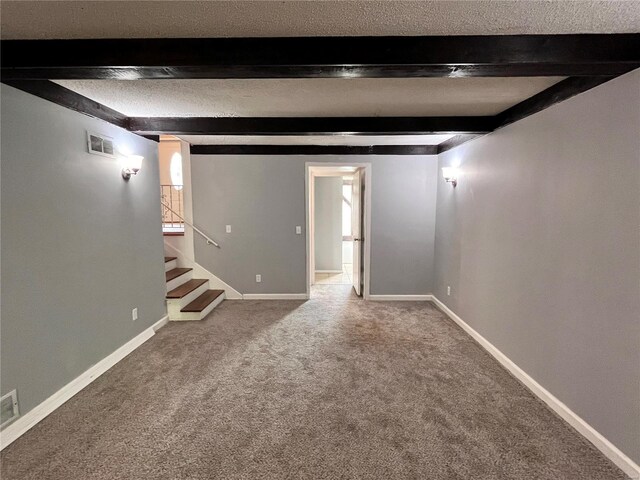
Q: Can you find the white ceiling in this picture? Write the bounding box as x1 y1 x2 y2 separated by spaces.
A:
180 135 455 146
2 1 639 39
55 78 563 117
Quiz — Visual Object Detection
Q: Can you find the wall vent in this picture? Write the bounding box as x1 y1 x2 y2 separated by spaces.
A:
0 390 19 429
87 131 115 158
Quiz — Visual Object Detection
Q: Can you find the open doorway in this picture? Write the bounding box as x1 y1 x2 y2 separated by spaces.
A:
306 163 371 299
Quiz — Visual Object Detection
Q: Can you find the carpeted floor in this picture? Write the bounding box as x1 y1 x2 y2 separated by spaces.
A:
0 285 629 479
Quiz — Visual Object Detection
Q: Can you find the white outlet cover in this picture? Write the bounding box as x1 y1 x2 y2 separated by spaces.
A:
295 226 302 234
256 274 262 283
226 225 231 233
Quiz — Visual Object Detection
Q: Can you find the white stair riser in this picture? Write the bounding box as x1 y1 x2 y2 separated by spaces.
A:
166 270 193 291
170 292 225 322
167 282 210 318
165 259 178 272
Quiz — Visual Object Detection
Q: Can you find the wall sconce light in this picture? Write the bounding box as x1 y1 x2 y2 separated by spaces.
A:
442 167 459 187
121 155 144 180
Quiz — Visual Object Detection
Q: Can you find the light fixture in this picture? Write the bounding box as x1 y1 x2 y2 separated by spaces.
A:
442 167 459 187
121 154 144 180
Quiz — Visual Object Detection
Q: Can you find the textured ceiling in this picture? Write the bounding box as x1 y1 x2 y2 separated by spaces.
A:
2 1 639 39
55 78 563 117
180 135 455 146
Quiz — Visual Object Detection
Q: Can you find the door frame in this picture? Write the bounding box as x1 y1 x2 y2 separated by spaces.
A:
305 162 372 300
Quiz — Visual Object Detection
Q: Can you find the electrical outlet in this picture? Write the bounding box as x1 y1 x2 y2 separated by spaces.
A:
132 308 138 321
255 274 262 283
447 286 451 296
295 225 302 235
226 225 231 233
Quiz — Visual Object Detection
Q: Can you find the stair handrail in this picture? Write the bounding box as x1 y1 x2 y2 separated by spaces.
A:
161 200 220 248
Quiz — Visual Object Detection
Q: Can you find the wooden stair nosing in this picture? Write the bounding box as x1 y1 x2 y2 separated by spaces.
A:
166 279 208 299
181 290 224 312
164 256 177 263
165 267 192 282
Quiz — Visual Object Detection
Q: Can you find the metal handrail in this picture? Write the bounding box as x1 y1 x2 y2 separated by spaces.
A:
161 200 220 248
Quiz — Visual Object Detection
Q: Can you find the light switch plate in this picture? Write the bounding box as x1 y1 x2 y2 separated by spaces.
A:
295 226 302 234
225 225 231 233
132 308 138 321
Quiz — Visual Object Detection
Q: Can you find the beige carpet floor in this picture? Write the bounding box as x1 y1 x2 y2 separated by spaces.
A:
0 285 629 479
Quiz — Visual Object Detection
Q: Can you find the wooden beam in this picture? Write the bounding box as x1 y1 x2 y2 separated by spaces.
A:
437 76 619 153
129 117 494 135
494 76 616 130
2 34 639 80
190 145 439 155
0 75 626 151
437 134 485 154
2 80 129 129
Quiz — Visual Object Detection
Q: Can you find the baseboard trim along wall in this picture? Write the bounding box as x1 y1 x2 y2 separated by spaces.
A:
0 315 169 451
369 295 434 301
242 294 309 300
430 296 640 480
315 270 343 274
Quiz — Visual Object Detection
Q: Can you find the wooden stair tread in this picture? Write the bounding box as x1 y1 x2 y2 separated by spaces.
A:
166 279 207 299
165 268 192 282
181 290 224 312
164 256 177 263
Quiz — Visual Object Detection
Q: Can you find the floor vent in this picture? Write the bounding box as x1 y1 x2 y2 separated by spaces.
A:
0 390 19 428
87 131 115 158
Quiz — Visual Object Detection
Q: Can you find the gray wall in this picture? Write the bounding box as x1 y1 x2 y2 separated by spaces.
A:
0 85 167 419
434 69 640 463
314 177 343 271
191 155 438 294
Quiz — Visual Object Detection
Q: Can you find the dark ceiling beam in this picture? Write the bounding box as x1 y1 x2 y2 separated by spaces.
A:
2 79 129 129
437 134 485 154
0 74 624 153
494 76 615 130
128 116 494 135
190 145 438 155
2 34 639 80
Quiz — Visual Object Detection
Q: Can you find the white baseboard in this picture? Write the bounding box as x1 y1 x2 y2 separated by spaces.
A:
369 294 434 301
430 296 640 479
0 315 169 451
242 293 309 300
152 315 169 332
315 270 343 274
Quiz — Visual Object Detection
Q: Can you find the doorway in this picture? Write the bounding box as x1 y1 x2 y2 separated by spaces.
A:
306 163 371 299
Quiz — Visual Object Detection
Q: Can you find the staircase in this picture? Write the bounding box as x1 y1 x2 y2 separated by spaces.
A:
164 256 225 321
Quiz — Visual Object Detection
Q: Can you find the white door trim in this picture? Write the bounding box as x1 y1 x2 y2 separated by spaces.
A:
305 163 372 300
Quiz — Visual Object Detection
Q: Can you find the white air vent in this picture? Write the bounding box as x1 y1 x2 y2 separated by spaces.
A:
0 390 19 429
87 131 115 158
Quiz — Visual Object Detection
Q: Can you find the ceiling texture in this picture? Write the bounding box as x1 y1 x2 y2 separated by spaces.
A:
53 78 564 118
2 1 639 150
2 1 639 39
